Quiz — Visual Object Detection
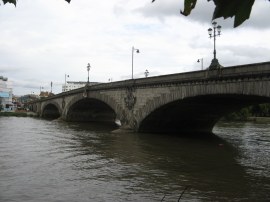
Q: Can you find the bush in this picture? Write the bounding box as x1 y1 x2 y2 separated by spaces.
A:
0 112 27 117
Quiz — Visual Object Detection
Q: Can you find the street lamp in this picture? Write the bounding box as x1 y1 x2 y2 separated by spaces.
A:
132 46 139 79
40 86 44 95
144 69 149 78
87 63 91 85
208 21 222 70
197 58 203 70
65 74 69 92
50 81 53 93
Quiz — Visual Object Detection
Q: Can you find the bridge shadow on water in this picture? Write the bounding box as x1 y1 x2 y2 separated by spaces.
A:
58 120 267 201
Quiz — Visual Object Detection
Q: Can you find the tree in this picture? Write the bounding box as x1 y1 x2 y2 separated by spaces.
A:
0 101 3 111
0 0 71 6
152 0 270 28
2 0 269 28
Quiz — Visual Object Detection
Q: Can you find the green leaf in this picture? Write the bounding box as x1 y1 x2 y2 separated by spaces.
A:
1 0 71 5
212 0 255 27
2 0 17 6
234 0 255 27
180 0 197 16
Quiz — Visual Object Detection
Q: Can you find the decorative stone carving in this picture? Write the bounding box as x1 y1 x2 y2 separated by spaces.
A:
62 98 65 109
124 87 136 110
82 85 88 98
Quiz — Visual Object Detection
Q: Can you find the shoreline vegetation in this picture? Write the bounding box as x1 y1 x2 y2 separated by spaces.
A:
1 104 270 123
1 112 270 124
0 111 38 117
222 104 270 122
246 116 270 123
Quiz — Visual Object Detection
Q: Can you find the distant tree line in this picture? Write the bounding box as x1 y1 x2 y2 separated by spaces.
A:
224 103 270 121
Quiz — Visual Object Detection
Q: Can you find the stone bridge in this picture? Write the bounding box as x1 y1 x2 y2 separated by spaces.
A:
29 62 270 133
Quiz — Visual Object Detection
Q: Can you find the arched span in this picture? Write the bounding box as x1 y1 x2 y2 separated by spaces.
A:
66 98 116 123
42 103 61 119
138 94 270 134
64 92 125 124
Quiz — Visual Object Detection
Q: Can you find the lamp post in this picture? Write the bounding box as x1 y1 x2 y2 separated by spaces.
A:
64 74 69 92
132 46 139 79
50 81 53 93
87 63 91 85
197 58 203 70
144 69 149 78
40 86 44 95
208 21 222 70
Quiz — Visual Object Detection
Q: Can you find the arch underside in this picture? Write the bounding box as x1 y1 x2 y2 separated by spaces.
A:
138 94 270 134
42 104 60 119
66 98 116 123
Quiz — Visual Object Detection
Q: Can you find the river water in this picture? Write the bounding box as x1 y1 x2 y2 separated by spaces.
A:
0 117 269 202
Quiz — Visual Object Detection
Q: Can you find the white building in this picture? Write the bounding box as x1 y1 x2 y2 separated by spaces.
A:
62 81 100 92
0 76 13 111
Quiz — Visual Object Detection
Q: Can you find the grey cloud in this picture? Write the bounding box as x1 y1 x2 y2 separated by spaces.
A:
223 45 270 59
134 0 181 21
135 1 270 29
215 44 270 67
0 66 22 73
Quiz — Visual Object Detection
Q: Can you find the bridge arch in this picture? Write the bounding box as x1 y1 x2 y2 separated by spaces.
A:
65 97 117 122
41 102 61 119
136 81 270 134
138 94 270 134
64 92 125 123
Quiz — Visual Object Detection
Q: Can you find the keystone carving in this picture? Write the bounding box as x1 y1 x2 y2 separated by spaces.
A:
124 87 136 110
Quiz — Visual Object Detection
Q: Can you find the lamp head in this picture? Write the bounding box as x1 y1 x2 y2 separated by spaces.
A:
217 25 222 34
208 28 212 36
87 63 91 71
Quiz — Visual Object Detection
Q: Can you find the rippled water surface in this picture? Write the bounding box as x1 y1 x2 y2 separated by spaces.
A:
0 117 269 201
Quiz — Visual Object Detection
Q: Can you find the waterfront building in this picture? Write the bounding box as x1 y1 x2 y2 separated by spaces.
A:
18 94 39 104
62 81 100 92
0 76 13 111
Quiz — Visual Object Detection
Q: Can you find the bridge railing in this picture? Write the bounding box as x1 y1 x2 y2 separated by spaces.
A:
90 61 270 88
30 61 270 103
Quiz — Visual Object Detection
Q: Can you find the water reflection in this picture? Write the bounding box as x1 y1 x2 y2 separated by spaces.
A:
0 117 269 201
64 122 255 201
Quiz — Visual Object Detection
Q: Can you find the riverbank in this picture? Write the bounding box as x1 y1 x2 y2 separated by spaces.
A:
1 111 269 124
247 116 270 123
0 111 38 117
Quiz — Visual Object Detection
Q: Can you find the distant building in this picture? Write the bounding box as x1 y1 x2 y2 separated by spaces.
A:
0 76 13 111
39 91 54 99
62 81 100 92
17 94 39 106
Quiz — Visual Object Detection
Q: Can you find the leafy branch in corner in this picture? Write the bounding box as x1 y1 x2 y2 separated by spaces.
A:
152 0 270 28
0 0 71 6
2 0 270 28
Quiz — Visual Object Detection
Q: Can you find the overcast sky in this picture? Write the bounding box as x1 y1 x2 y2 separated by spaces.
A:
1 0 270 95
